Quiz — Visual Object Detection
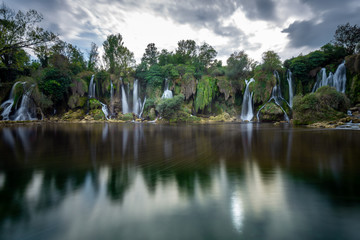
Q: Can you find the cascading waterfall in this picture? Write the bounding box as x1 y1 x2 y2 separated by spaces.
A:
14 85 38 121
1 82 37 121
88 75 96 98
287 69 294 108
88 74 110 119
240 78 255 122
133 79 140 115
312 61 346 93
110 81 114 115
256 71 290 122
121 79 146 117
161 78 173 99
121 83 129 114
1 81 24 120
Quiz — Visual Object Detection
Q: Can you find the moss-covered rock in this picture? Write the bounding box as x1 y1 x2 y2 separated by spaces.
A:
148 108 156 120
252 69 276 105
89 99 101 110
117 113 134 121
68 95 87 109
209 112 232 122
89 109 105 120
216 76 234 103
180 73 196 100
293 86 350 125
258 102 284 122
62 109 86 120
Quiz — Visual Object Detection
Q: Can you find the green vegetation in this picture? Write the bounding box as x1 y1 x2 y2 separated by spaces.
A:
1 4 359 124
292 86 350 124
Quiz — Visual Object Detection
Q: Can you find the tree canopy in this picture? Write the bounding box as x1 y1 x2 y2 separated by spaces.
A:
333 22 360 55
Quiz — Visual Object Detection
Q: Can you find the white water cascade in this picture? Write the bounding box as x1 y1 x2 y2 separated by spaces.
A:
110 81 114 115
240 78 255 122
256 71 290 122
1 82 37 121
287 69 294 108
88 75 96 98
121 83 129 114
312 61 347 93
88 74 110 119
121 79 146 116
161 78 173 99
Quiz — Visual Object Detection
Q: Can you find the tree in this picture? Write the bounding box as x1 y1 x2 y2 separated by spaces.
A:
226 51 253 80
0 4 57 68
333 23 360 55
141 43 159 67
175 39 197 64
261 50 282 72
198 43 217 68
103 33 135 76
87 42 99 71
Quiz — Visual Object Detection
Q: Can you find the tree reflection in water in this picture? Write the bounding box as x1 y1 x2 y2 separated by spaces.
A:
0 123 360 240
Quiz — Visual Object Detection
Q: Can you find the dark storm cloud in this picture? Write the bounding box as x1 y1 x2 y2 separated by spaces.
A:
239 0 276 21
283 3 360 49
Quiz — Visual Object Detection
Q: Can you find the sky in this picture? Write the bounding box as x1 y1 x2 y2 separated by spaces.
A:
4 0 360 64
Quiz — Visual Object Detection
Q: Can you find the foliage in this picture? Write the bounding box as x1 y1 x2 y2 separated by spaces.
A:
194 76 218 112
141 43 159 67
144 64 164 88
103 33 135 76
0 4 57 68
87 42 99 71
156 94 184 119
261 50 282 72
89 99 101 110
39 67 71 104
226 51 253 80
333 23 360 55
292 86 350 124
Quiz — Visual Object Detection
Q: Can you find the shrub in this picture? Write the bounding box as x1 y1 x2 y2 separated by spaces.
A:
293 86 350 124
156 94 184 119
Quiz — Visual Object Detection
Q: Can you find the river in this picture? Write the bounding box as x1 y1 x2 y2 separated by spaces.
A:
0 123 359 239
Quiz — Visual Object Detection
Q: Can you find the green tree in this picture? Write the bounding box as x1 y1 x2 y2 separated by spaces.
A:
87 42 99 71
175 40 197 64
141 43 159 67
333 23 360 55
226 51 253 80
261 50 282 72
0 4 57 68
103 33 135 76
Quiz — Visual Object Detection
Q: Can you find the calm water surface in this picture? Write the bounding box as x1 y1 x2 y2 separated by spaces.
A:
0 123 360 240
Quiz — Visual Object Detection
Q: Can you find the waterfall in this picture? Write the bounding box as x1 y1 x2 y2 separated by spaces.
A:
139 97 147 118
133 79 140 115
100 102 109 120
1 82 37 121
1 82 24 120
312 61 346 93
240 78 255 122
110 81 114 115
121 83 129 114
88 75 96 98
256 71 290 122
120 79 146 117
287 69 294 108
161 78 173 99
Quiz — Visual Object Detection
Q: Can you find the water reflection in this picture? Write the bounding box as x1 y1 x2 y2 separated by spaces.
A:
0 123 360 239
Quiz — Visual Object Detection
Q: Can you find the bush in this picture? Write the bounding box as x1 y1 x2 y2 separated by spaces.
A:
293 86 350 124
156 94 184 119
89 99 101 110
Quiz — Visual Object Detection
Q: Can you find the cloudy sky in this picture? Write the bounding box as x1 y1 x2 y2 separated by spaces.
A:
5 0 360 64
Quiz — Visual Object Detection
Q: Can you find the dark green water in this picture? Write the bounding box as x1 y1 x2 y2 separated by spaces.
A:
0 123 360 240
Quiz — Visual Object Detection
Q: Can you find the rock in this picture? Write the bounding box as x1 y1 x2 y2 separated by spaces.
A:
258 102 284 122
